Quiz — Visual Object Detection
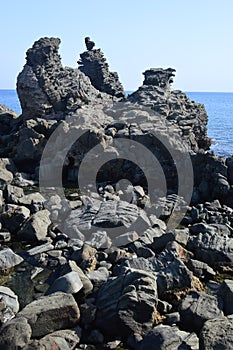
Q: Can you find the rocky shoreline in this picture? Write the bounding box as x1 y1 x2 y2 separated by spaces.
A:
0 37 232 349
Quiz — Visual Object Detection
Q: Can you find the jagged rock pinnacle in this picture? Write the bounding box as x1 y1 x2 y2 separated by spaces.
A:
85 37 95 51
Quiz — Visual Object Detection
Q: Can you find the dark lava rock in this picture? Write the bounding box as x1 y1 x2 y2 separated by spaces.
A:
218 279 233 315
137 324 199 350
79 38 125 98
17 37 112 119
18 292 80 337
187 223 233 265
24 327 82 350
179 290 224 332
123 247 193 296
199 315 233 350
95 268 157 338
128 68 210 151
0 316 32 350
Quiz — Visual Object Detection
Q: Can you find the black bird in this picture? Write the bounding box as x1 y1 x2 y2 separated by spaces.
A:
85 37 95 51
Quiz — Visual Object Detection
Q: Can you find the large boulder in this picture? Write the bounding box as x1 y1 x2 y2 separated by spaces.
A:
0 204 30 233
187 224 233 264
0 316 32 350
46 271 83 295
95 268 158 338
218 279 233 315
17 209 51 242
18 292 80 338
199 315 233 350
0 286 20 323
179 291 224 332
0 158 16 185
0 247 24 270
138 324 199 350
23 327 82 350
124 247 193 296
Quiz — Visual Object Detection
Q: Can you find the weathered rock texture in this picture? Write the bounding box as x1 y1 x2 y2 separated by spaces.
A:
17 37 113 120
78 37 125 98
0 35 232 350
128 68 211 151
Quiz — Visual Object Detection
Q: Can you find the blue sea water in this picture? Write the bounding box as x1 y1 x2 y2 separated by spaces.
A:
0 90 232 157
0 89 21 115
186 92 233 157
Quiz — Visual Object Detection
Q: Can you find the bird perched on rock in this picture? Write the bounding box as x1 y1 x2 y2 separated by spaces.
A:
85 37 95 51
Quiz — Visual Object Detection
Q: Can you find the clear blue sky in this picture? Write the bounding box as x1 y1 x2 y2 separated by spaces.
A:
1 0 233 91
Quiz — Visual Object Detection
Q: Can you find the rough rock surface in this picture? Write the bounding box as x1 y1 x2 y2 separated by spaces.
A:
128 68 210 151
0 286 20 323
124 247 193 296
0 36 232 350
218 279 233 315
199 315 233 350
24 327 82 350
18 292 80 337
0 247 23 270
0 316 32 350
95 268 157 338
179 291 224 332
17 37 113 120
187 224 233 264
138 324 199 350
78 39 125 98
17 209 51 242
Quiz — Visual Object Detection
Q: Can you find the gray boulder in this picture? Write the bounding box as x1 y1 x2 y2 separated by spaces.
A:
87 266 110 285
18 209 51 242
85 230 112 249
0 286 20 323
58 260 93 295
138 325 199 350
19 191 45 209
46 271 83 295
179 291 224 332
0 247 23 270
188 223 233 264
113 231 139 247
186 259 216 280
18 292 80 337
199 315 233 350
0 204 30 233
124 247 193 296
24 327 82 350
95 268 158 338
0 316 32 350
0 158 16 185
218 279 233 315
3 184 24 204
71 244 97 272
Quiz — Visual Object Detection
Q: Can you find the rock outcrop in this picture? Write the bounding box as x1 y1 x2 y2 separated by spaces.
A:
128 68 211 151
0 36 232 349
78 37 125 98
17 37 113 120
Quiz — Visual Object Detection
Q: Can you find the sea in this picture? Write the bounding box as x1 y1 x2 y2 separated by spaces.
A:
0 90 232 157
